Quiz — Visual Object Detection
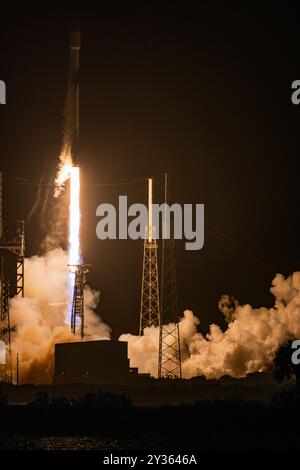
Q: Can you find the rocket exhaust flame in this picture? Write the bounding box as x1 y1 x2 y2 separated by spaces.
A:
54 30 82 323
69 166 81 266
67 165 81 324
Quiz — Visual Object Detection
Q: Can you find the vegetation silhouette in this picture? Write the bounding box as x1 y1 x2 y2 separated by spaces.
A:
0 389 299 449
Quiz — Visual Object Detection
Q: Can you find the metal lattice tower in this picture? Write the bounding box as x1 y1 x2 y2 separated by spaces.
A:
69 263 90 338
0 275 12 383
16 221 25 298
0 173 2 240
139 178 160 335
0 173 25 298
158 173 182 379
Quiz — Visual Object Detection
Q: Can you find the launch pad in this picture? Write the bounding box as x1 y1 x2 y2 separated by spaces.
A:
0 30 183 387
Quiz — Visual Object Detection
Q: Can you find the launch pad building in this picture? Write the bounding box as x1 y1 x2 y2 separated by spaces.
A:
54 340 130 384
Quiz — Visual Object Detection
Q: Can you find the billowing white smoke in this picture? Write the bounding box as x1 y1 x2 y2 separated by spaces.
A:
121 272 300 379
10 248 111 384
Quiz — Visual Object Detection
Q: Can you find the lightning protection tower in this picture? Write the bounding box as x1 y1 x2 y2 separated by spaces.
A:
139 178 160 335
0 273 12 383
69 263 91 338
158 173 182 379
0 172 25 298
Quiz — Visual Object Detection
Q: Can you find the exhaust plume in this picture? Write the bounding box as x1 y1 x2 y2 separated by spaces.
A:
10 249 111 384
121 271 300 379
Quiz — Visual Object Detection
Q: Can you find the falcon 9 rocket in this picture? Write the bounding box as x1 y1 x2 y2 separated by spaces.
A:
69 30 80 165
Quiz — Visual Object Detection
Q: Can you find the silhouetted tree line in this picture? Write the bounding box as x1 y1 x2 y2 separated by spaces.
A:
1 393 300 449
0 343 299 449
0 390 133 436
28 390 133 411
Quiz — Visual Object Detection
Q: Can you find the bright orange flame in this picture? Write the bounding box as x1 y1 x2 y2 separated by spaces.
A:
67 165 81 323
69 166 81 266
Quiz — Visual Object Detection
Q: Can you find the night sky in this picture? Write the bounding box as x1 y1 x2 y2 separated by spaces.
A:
1 4 300 338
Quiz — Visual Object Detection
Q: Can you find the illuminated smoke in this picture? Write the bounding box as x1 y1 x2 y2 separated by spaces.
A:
9 249 111 384
54 152 72 198
121 272 300 379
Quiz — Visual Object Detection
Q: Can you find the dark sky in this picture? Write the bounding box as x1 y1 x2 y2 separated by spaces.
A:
1 4 300 338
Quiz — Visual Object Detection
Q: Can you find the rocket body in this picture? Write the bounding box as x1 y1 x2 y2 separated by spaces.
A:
69 30 80 165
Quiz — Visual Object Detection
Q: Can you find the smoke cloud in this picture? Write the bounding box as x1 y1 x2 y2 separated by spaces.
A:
121 271 300 379
10 249 111 384
9 252 300 383
54 149 72 198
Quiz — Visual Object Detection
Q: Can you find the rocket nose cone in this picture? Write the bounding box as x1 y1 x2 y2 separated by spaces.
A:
70 30 81 50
